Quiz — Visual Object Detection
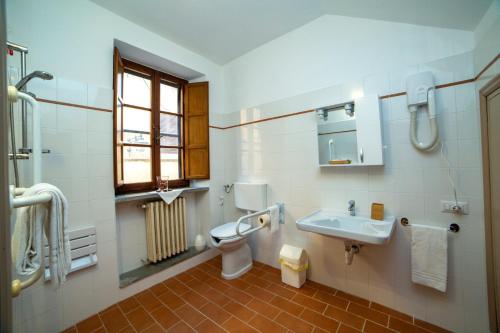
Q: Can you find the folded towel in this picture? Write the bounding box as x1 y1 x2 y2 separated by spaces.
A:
11 183 71 285
411 224 447 292
158 189 183 205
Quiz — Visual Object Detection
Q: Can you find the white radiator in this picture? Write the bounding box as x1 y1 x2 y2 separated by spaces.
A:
145 198 188 263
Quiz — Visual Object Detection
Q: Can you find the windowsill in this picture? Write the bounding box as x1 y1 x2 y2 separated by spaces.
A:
114 186 209 204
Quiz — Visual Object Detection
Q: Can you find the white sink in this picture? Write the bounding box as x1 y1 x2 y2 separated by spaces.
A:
296 210 396 244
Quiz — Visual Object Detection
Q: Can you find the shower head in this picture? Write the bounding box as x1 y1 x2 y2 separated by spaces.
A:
15 71 54 90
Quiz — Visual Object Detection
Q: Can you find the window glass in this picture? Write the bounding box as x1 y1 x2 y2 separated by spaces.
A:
123 146 152 183
160 83 179 113
124 72 151 108
160 148 180 180
159 113 180 146
123 107 151 145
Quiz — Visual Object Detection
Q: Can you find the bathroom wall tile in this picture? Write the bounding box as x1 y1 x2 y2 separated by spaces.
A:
456 110 480 140
454 83 476 113
87 131 112 154
39 103 57 129
87 84 113 110
388 65 419 93
56 78 87 106
89 198 116 222
457 168 482 197
87 111 112 133
57 105 88 131
87 154 113 178
435 86 456 114
458 139 481 168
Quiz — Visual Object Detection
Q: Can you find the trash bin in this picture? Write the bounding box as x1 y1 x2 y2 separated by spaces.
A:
279 244 308 288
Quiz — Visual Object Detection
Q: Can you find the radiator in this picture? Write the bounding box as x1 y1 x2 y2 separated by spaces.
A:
145 198 188 263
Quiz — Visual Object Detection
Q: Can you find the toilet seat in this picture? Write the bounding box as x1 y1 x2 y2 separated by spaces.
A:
210 222 251 239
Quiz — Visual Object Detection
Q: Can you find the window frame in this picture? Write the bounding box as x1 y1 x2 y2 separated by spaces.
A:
116 58 189 194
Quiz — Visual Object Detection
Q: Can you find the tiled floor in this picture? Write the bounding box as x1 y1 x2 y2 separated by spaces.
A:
64 256 452 333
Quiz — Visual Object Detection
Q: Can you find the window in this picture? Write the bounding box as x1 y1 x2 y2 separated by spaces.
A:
113 48 210 194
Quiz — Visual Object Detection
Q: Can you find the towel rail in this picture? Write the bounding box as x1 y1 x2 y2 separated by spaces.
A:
9 186 52 297
400 217 459 233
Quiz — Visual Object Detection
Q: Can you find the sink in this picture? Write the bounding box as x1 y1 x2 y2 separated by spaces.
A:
296 210 396 245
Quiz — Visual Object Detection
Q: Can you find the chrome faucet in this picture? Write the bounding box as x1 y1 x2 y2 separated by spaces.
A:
348 200 355 216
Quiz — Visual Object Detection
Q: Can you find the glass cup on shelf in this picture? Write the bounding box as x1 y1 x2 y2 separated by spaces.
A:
156 176 169 192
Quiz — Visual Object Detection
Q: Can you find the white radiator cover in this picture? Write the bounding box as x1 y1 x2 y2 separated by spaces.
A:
145 198 188 263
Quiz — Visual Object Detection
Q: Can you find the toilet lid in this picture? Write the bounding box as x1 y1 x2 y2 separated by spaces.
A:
210 222 251 239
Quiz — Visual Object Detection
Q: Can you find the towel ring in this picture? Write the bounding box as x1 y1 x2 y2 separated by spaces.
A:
400 217 459 233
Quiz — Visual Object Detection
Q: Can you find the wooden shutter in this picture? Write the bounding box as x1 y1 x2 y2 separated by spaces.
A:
113 47 125 190
183 82 210 179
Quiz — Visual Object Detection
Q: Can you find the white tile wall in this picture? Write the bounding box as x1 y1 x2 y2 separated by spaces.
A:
223 52 491 333
12 77 220 333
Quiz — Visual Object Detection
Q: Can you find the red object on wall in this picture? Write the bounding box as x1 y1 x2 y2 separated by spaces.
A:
8 48 13 56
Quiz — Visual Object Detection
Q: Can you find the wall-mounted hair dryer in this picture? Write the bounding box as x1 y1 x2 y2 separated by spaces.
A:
406 72 439 151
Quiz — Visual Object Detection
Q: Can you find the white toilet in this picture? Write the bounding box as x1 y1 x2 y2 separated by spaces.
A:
210 182 267 279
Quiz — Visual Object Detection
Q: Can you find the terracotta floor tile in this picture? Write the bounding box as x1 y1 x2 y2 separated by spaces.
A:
292 293 327 313
270 296 304 316
324 306 364 330
413 318 452 333
313 290 349 310
248 314 287 333
335 291 370 307
164 277 191 295
119 297 141 314
348 303 388 326
136 290 163 312
364 320 397 333
225 287 254 304
196 319 226 333
76 314 103 333
168 321 195 333
389 317 432 333
175 304 207 327
71 258 451 333
370 303 413 323
182 290 209 309
157 290 186 310
246 285 274 303
246 299 281 320
265 283 296 299
337 324 362 333
100 306 129 332
117 325 135 332
150 282 169 296
226 277 251 290
300 309 339 332
223 316 259 333
150 305 180 330
197 286 232 307
199 302 232 324
142 323 164 333
126 307 155 332
223 300 256 322
275 312 314 333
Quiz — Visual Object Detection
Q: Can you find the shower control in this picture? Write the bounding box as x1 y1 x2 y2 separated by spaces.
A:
441 200 468 215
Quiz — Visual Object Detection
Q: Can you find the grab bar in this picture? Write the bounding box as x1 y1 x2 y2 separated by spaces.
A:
235 203 284 237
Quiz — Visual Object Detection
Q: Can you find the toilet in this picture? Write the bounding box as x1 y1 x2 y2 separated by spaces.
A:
210 182 267 279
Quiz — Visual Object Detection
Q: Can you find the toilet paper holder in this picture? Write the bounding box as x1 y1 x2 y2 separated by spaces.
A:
235 202 284 237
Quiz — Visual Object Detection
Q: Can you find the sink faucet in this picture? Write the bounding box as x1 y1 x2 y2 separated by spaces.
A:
348 200 355 216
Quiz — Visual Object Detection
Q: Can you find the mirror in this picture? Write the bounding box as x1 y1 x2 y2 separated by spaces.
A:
316 94 384 166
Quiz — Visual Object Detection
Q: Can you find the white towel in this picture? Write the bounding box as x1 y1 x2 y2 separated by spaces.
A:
411 224 447 292
11 183 71 285
158 189 182 205
269 204 280 233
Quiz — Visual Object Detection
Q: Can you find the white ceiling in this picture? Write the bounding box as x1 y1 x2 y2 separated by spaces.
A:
91 0 493 64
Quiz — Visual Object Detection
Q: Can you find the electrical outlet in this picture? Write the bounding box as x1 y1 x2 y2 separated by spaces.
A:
441 200 468 214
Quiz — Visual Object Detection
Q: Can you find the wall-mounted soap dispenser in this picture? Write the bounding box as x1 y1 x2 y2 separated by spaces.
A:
406 72 439 151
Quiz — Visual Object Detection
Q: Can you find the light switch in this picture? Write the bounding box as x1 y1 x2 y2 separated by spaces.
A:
441 200 468 214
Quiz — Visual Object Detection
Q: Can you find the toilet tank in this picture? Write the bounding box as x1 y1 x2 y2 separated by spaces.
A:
234 182 267 211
